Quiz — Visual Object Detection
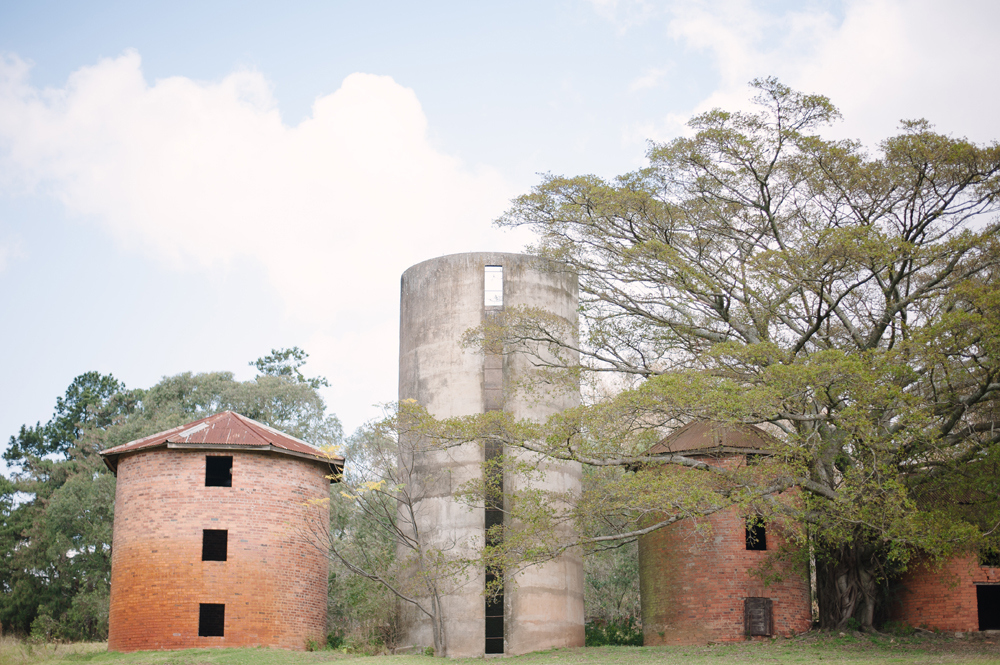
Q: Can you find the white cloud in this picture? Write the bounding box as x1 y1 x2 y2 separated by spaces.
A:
628 66 672 92
587 0 663 32
612 0 1000 149
0 238 21 272
0 50 531 430
0 51 522 318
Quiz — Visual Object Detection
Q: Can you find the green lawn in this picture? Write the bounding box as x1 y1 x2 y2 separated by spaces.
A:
3 633 1000 665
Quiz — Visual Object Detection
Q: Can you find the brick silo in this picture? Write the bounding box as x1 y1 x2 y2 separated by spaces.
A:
891 555 1000 632
638 422 812 645
398 252 584 657
100 411 343 652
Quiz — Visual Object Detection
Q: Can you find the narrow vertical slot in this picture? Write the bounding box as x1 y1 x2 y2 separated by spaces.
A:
485 439 504 654
484 263 505 654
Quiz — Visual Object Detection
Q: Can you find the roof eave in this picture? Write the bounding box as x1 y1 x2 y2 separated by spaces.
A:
101 441 345 482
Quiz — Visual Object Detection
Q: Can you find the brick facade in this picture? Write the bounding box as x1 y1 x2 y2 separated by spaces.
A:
638 454 812 645
892 555 1000 632
107 448 330 651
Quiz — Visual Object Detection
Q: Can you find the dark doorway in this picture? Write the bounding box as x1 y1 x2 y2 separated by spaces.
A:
978 585 1000 630
198 603 225 637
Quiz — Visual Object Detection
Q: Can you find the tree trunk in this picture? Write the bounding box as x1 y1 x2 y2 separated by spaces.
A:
815 540 882 630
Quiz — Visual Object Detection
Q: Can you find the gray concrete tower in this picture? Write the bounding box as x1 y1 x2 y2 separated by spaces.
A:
398 252 584 657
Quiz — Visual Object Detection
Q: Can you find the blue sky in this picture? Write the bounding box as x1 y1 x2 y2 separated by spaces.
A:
1 0 998 448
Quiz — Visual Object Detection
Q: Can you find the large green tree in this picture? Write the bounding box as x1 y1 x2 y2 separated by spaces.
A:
441 78 1000 630
0 350 342 638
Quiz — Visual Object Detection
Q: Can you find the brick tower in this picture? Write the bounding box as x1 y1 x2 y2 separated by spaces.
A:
638 422 812 645
101 411 343 652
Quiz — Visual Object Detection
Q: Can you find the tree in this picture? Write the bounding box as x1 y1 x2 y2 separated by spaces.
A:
440 78 1000 630
4 372 132 464
307 405 478 657
251 346 331 390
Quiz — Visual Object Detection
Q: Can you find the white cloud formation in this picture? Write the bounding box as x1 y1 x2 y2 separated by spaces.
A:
588 0 663 32
0 51 529 429
0 237 20 272
613 0 1000 149
628 66 673 92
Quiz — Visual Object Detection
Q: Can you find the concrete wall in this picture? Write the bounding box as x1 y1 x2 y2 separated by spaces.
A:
398 252 584 656
638 457 811 645
108 448 330 652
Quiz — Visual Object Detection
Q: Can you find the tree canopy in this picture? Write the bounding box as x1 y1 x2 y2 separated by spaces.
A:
0 350 341 638
431 77 1000 630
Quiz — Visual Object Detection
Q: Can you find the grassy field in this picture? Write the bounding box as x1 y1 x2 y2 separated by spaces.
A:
2 632 1000 665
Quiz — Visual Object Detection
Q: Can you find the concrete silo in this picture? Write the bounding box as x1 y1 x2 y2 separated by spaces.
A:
398 252 584 657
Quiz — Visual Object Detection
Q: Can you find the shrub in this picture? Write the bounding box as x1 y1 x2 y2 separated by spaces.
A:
585 617 643 646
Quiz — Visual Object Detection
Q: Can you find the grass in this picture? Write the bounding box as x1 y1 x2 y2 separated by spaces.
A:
2 632 1000 665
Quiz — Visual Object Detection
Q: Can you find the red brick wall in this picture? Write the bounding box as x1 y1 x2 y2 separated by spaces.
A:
638 458 812 645
107 448 330 652
893 555 1000 632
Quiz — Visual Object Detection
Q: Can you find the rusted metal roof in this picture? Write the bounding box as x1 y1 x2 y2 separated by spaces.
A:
645 421 779 456
100 411 344 479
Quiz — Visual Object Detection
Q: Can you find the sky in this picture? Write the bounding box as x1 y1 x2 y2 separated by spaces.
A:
1 0 999 450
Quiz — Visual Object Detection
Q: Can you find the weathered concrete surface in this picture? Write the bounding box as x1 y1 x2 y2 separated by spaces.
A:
398 252 584 657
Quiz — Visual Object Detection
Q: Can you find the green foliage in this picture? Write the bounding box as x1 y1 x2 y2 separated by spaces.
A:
881 620 916 636
4 372 135 465
0 350 341 640
585 617 643 646
442 77 1000 630
584 542 640 627
251 346 330 390
324 423 403 650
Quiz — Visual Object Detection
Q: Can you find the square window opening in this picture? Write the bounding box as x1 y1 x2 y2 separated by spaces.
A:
746 519 767 551
485 266 503 307
199 603 225 637
202 529 228 561
205 456 232 487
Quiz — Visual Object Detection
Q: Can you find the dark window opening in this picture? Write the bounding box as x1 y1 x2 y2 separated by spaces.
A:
202 529 228 561
981 548 1000 568
745 453 761 466
205 456 232 487
746 519 767 551
199 603 225 637
978 585 1000 630
744 597 773 636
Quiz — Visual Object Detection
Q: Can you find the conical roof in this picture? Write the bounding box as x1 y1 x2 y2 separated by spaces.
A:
99 410 344 477
645 421 778 456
